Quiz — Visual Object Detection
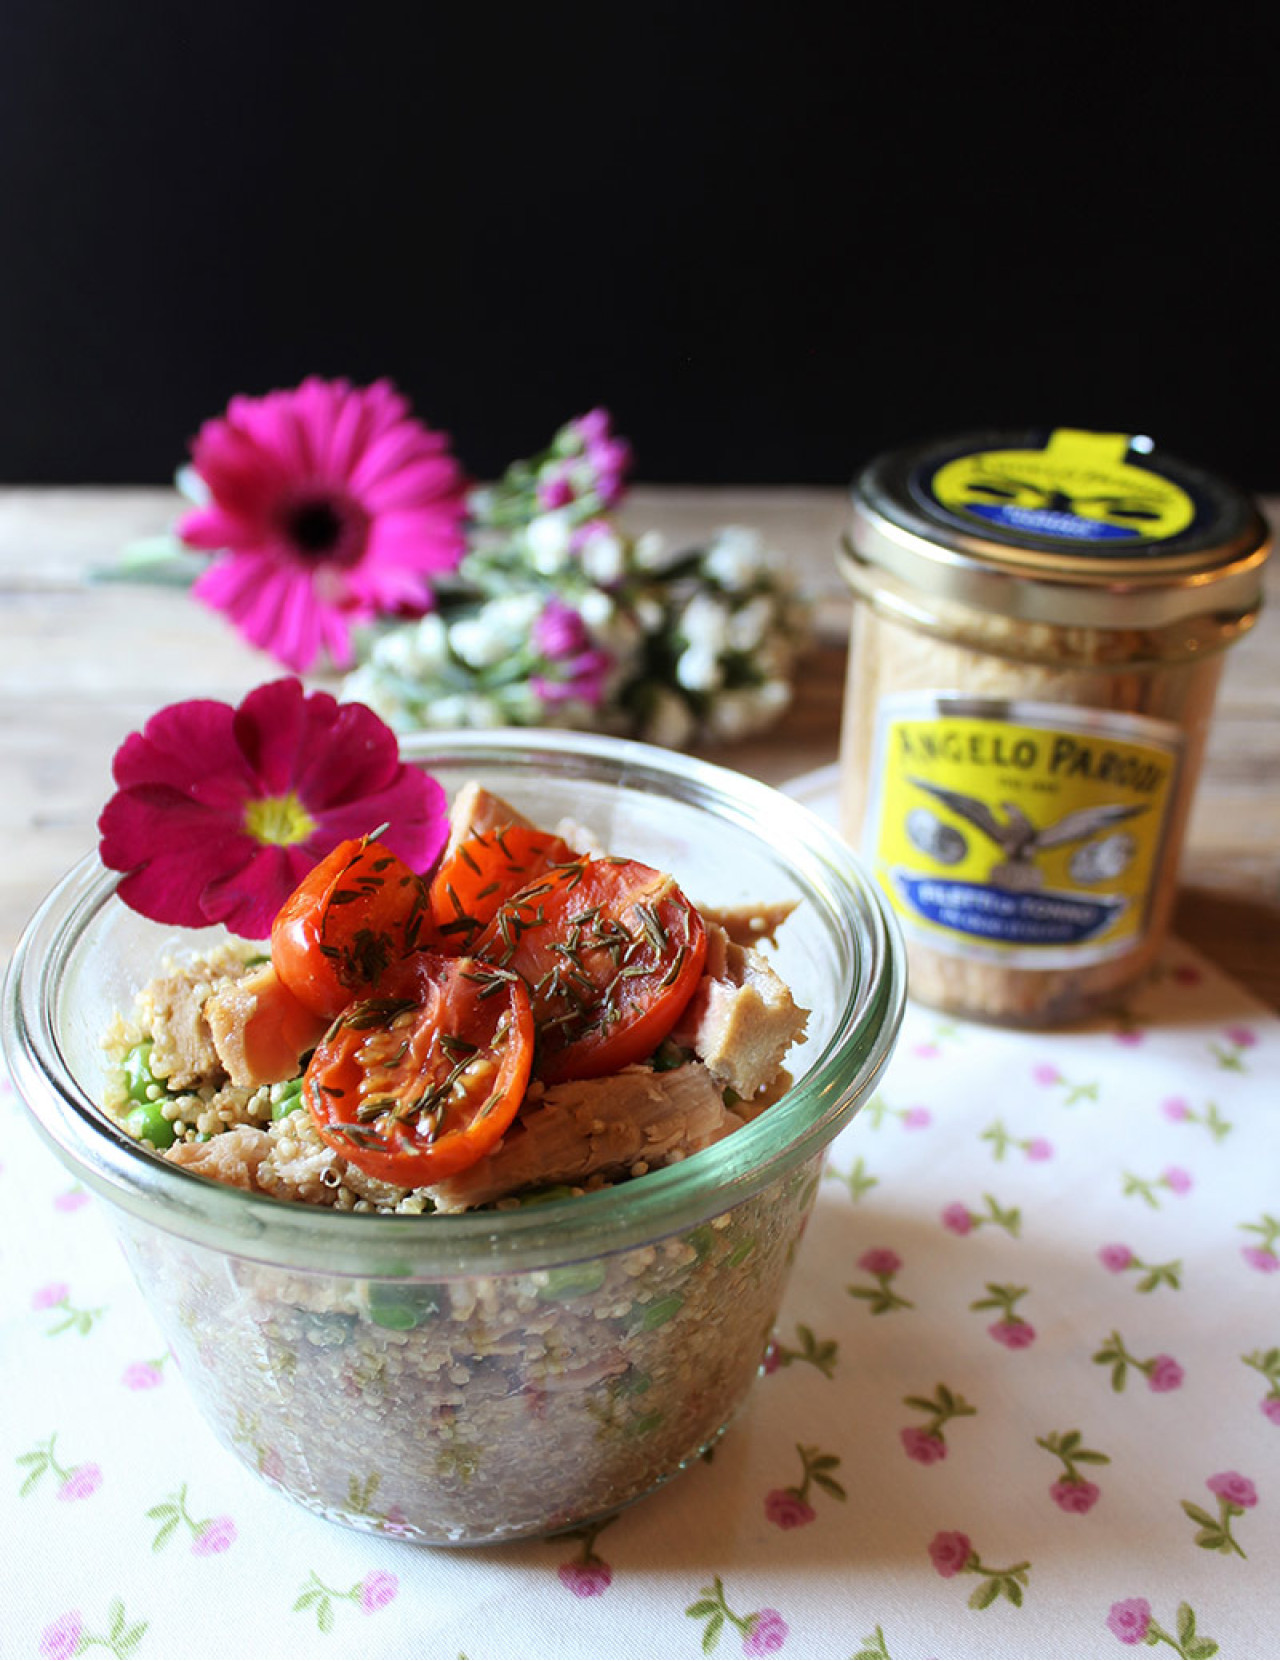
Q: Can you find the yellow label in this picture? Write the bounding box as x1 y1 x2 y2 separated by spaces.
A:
866 697 1182 965
932 428 1196 544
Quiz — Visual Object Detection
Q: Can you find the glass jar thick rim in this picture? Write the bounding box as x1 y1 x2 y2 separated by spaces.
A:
3 730 905 1278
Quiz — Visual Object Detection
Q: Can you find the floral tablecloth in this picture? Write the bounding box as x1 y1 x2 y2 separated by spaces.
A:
2 880 1278 1657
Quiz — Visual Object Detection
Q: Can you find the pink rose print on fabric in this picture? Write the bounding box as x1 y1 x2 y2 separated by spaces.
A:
901 1382 976 1464
900 1427 947 1465
1107 1599 1217 1655
1122 1168 1194 1208
1037 1429 1110 1513
764 1443 844 1528
147 1483 237 1556
765 1489 816 1529
942 1195 1020 1237
1183 1471 1259 1559
557 1519 613 1596
971 1284 1035 1348
294 1570 398 1629
39 1613 85 1660
1094 1332 1184 1392
901 1105 932 1130
1161 1096 1232 1140
1031 1063 1098 1104
686 1576 788 1655
358 1571 400 1612
981 1120 1053 1162
1239 1214 1280 1273
30 1284 104 1337
928 1531 1031 1609
848 1248 914 1313
765 1323 838 1378
1107 1598 1152 1644
16 1435 103 1503
41 1602 148 1659
1212 1025 1257 1071
53 1187 89 1213
1097 1245 1181 1292
31 1282 69 1310
122 1353 168 1390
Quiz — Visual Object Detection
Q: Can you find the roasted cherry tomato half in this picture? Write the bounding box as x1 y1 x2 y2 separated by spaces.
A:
304 952 535 1187
271 837 429 1018
474 857 707 1083
426 824 577 953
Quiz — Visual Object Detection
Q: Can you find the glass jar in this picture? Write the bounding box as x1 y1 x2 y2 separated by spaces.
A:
3 731 904 1545
837 427 1270 1026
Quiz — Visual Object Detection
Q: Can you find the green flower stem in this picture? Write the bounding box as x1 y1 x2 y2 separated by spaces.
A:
1035 1429 1110 1483
969 1282 1028 1321
847 1273 915 1314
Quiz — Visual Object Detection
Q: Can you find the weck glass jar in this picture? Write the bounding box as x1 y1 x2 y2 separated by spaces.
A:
837 426 1271 1026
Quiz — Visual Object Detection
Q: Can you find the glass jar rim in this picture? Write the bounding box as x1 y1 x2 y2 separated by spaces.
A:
4 731 905 1278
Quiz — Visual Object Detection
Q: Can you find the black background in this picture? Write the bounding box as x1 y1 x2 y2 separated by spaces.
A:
1 3 1276 490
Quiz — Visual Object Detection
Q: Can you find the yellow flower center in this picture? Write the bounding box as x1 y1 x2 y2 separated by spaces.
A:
243 792 317 847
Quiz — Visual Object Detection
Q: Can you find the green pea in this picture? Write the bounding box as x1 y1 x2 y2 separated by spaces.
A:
633 1294 684 1332
123 1041 160 1106
537 1262 608 1303
511 1184 577 1207
367 1282 446 1330
271 1077 305 1120
123 1098 177 1150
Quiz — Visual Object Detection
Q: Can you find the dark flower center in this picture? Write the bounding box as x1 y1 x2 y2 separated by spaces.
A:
289 500 346 556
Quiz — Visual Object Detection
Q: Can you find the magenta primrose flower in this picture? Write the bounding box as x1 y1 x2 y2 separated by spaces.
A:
179 377 467 671
99 678 448 938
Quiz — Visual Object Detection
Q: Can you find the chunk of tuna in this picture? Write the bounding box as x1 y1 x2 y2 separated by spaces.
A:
443 783 532 859
143 968 226 1089
427 1062 740 1213
205 962 329 1089
673 926 808 1100
700 899 800 950
167 1124 272 1192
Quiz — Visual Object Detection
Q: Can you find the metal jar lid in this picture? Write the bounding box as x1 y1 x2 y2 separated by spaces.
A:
842 427 1271 632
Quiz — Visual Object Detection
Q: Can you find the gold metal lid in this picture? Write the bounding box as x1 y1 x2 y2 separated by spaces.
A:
845 427 1271 630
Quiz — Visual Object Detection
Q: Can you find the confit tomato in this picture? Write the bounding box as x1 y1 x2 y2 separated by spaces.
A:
303 952 534 1188
474 857 707 1083
271 837 429 1018
425 824 577 953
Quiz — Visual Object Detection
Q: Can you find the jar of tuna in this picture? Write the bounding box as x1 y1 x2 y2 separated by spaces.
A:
837 426 1270 1026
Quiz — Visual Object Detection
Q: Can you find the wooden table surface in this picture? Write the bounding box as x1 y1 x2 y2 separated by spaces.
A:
2 485 1277 1008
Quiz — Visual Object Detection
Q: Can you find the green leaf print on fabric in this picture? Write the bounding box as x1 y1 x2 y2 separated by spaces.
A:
38 1598 149 1659
763 1444 846 1528
941 1195 1021 1238
16 1434 102 1502
1122 1168 1194 1209
293 1570 399 1631
1209 1025 1257 1073
1181 1472 1258 1557
969 1284 1035 1350
847 1249 914 1314
900 1383 976 1464
851 1625 891 1659
1030 1062 1098 1105
1242 1347 1280 1425
1239 1214 1280 1275
768 1324 838 1378
824 1156 879 1203
685 1576 788 1656
1160 1097 1232 1141
927 1532 1031 1609
1036 1429 1110 1514
1092 1332 1184 1393
1106 1597 1219 1657
980 1120 1053 1164
146 1484 237 1555
30 1283 105 1337
1098 1244 1182 1292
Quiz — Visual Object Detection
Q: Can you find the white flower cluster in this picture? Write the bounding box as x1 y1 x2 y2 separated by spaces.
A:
342 415 809 748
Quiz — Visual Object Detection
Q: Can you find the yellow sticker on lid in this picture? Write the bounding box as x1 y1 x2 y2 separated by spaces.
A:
931 428 1196 545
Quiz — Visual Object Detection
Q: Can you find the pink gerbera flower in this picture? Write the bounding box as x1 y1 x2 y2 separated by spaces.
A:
99 678 448 938
179 377 467 671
